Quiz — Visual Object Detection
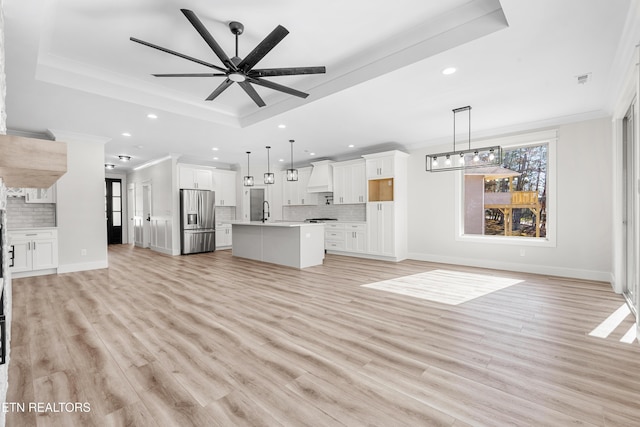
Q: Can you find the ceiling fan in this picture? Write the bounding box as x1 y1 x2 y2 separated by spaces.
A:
130 9 326 107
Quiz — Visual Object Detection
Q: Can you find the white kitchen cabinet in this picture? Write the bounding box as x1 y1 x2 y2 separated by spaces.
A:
212 170 237 206
178 165 213 190
324 222 367 253
344 223 367 252
365 154 395 178
282 167 318 206
333 160 366 204
25 185 56 203
216 224 232 248
367 202 395 256
8 228 58 276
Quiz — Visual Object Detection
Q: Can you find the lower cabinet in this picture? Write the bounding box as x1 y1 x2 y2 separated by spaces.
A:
8 228 58 276
367 202 395 257
216 224 232 249
324 222 367 254
345 224 367 252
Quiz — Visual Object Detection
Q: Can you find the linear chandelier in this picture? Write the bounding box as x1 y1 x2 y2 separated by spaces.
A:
426 106 502 172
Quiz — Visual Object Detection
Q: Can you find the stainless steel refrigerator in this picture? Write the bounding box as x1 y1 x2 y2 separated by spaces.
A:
180 189 216 254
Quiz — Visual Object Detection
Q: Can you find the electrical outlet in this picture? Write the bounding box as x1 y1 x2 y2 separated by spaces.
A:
81 249 87 256
519 248 526 257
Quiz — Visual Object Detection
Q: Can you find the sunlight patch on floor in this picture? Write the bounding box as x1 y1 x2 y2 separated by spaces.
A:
588 303 630 338
587 303 638 344
620 324 637 344
361 269 523 305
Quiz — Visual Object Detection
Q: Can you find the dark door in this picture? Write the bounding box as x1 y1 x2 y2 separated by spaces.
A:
106 178 123 244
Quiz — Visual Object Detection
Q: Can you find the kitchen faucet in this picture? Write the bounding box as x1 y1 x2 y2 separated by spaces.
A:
262 200 270 222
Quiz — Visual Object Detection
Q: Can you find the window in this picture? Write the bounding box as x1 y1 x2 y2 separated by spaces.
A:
455 130 557 247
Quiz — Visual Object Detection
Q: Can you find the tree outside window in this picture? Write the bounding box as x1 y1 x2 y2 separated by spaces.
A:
464 143 548 238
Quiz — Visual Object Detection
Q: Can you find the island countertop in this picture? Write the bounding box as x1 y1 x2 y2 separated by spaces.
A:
232 221 323 228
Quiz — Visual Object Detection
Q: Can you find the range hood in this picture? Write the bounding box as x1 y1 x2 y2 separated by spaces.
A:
307 160 334 193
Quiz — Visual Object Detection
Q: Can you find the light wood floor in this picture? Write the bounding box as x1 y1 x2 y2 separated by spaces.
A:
6 245 640 426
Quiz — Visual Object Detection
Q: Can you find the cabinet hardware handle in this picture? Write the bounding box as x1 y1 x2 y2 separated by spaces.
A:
26 233 37 236
9 245 15 267
33 242 36 250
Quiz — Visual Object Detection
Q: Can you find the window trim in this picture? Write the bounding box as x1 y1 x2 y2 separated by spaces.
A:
454 129 557 248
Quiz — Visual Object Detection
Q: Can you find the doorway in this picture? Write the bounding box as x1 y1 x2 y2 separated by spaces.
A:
142 182 152 248
105 178 123 244
623 99 638 314
250 188 265 221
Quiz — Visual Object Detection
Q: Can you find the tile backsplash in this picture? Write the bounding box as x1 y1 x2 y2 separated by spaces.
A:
216 206 236 222
5 197 56 229
283 203 366 222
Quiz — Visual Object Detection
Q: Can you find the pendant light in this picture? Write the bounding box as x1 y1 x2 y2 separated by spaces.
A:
264 146 275 184
286 139 298 181
243 151 254 186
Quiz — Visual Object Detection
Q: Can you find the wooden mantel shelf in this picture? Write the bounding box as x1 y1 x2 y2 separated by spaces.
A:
0 134 67 188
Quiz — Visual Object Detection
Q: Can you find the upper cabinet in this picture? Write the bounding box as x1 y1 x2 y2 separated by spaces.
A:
0 134 67 188
212 170 237 206
178 165 213 190
333 159 366 204
282 167 318 206
365 154 395 178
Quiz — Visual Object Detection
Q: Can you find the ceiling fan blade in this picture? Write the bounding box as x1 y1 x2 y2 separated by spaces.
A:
249 66 326 77
238 25 289 72
238 82 266 107
247 77 309 99
206 78 234 101
130 37 227 72
181 9 236 71
152 73 227 77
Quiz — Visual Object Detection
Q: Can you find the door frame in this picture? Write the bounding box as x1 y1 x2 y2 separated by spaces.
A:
622 99 638 316
105 178 123 244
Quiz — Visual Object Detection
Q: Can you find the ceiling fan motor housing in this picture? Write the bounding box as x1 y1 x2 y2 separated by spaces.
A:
229 21 244 35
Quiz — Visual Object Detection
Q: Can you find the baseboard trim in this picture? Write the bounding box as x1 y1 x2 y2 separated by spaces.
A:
407 252 611 283
325 250 404 262
57 260 108 274
11 268 57 279
150 245 174 256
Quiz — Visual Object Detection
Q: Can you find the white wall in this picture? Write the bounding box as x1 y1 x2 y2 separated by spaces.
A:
407 117 612 282
52 131 109 273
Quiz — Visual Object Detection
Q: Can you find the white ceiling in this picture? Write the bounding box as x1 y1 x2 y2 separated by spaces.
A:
3 0 634 171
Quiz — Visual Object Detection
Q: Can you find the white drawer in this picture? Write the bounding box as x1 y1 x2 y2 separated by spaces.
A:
325 223 345 230
325 240 345 250
9 229 58 240
344 223 366 231
325 230 345 240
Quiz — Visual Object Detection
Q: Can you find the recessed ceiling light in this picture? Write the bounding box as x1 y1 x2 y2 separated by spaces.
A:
118 155 131 162
105 163 116 169
213 157 219 160
147 113 158 119
212 147 219 151
135 145 144 149
279 158 284 162
278 124 286 129
310 152 316 156
442 67 457 75
348 144 355 148
122 132 131 137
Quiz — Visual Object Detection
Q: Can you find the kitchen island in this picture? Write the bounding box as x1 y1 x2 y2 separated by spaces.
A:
232 222 325 268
